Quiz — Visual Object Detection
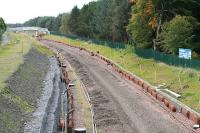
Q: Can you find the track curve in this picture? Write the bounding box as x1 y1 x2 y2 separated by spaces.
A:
41 40 197 133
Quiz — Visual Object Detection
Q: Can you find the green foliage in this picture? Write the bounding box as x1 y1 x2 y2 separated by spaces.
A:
127 0 154 48
77 2 97 37
23 0 130 43
68 6 81 34
0 18 6 38
52 14 62 32
59 13 70 34
66 0 130 42
24 15 62 31
22 0 200 55
127 0 200 53
111 0 130 42
160 15 199 54
93 0 113 40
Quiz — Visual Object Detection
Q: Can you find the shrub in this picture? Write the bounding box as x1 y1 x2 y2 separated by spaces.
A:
160 15 198 54
0 18 6 39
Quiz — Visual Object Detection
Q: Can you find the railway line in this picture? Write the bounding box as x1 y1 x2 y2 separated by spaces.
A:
41 39 199 133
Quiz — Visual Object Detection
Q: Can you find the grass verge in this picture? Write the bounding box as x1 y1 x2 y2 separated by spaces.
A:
44 35 200 113
67 62 93 132
0 33 33 112
0 33 53 112
0 33 53 132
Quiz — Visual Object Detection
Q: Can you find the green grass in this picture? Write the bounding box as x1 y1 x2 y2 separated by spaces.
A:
30 37 54 56
0 111 23 133
0 33 53 113
0 33 31 89
44 35 200 113
68 63 93 132
0 33 54 132
0 33 33 112
1 87 33 112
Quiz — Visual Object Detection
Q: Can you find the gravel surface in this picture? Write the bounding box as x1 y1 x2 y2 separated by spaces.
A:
41 40 198 133
0 48 50 133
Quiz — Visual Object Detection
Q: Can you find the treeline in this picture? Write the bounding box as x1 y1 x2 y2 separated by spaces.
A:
128 0 200 54
0 18 6 39
23 0 131 42
67 0 131 42
22 0 200 55
24 15 63 32
22 13 70 34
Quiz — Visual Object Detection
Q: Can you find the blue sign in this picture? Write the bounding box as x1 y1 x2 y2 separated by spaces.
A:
179 48 192 59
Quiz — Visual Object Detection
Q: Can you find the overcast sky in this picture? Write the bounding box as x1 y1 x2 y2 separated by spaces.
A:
0 0 96 24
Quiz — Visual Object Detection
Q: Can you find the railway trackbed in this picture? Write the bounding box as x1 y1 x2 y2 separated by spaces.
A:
41 39 199 133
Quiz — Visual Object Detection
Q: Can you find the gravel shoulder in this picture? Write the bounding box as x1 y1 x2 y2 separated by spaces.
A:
0 48 50 133
42 40 197 133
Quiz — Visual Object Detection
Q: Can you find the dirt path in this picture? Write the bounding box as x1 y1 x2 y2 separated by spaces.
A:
41 40 198 133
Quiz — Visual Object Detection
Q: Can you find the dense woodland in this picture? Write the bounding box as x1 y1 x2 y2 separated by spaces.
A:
0 18 6 39
10 0 200 55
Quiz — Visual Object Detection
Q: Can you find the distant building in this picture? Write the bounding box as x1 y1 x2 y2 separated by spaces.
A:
8 27 50 37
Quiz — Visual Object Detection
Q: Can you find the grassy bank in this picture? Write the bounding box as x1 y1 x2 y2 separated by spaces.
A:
0 33 53 133
44 35 200 113
0 33 33 112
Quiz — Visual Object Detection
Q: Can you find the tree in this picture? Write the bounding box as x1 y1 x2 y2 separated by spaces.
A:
24 16 61 31
59 13 70 34
150 0 200 50
77 2 97 37
52 14 63 32
127 0 154 48
0 18 6 39
128 0 200 51
92 0 114 40
159 15 199 54
111 0 130 42
68 6 81 35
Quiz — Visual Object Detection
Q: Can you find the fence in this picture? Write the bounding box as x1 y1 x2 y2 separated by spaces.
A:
50 32 200 71
134 48 200 70
50 31 126 49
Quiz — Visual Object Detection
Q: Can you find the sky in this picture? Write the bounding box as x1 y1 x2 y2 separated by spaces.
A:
0 0 96 24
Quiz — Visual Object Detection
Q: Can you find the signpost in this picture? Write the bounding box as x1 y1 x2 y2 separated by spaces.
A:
178 48 192 90
179 48 192 59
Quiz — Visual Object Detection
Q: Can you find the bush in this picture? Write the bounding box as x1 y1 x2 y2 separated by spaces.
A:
0 18 6 38
160 15 198 54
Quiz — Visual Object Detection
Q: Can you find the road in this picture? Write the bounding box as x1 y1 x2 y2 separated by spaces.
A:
41 40 197 133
